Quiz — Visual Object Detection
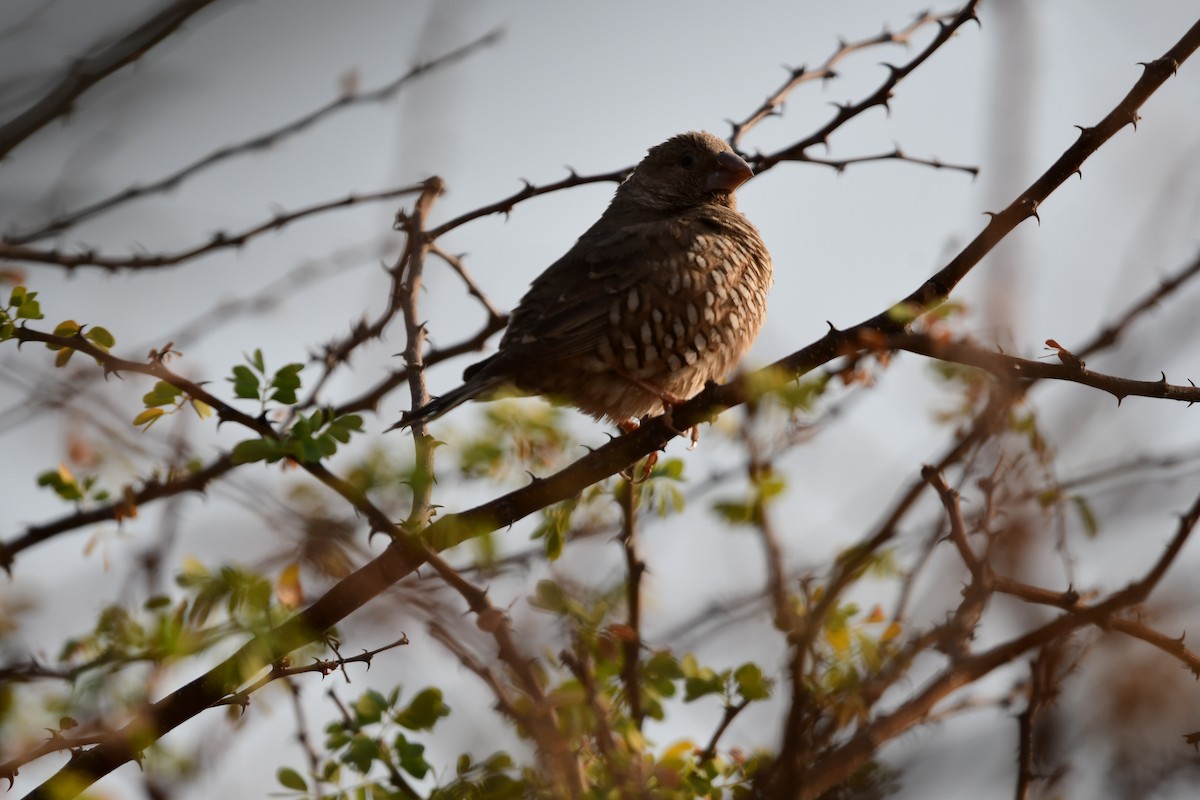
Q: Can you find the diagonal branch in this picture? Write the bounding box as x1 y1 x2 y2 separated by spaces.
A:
0 0 222 161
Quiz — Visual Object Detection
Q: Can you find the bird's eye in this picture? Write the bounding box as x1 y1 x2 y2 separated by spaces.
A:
679 154 696 168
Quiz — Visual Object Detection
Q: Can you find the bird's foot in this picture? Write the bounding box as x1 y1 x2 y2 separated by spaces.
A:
655 401 699 449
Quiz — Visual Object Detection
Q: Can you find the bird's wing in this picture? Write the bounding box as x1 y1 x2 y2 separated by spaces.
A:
497 216 692 367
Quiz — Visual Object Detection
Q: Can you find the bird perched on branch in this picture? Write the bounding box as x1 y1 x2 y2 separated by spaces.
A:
391 130 772 431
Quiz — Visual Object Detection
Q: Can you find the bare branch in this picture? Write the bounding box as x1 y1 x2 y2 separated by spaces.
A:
1 186 423 271
0 0 221 161
730 8 956 147
5 29 502 243
892 332 1200 406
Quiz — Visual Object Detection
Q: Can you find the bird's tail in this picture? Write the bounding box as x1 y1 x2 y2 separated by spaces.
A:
386 374 502 431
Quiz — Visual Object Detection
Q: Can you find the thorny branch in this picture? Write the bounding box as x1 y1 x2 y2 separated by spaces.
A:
4 29 502 245
0 0 221 161
1 186 424 271
892 332 1200 406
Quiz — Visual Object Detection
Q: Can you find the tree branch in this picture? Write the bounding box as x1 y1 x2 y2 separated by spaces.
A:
0 0 222 161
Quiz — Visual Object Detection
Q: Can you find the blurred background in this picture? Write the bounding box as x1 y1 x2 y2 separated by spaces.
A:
2 1 1200 797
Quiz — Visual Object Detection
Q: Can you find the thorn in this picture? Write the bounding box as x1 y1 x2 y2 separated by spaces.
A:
1160 371 1169 385
826 320 840 333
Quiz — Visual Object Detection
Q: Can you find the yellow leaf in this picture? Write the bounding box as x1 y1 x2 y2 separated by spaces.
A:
825 626 851 654
881 622 903 643
191 399 213 420
132 408 165 428
57 462 75 484
54 347 74 368
277 562 303 608
866 604 886 624
661 739 697 762
180 556 208 579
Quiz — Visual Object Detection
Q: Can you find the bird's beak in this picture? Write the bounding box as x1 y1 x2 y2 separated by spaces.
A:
706 151 754 192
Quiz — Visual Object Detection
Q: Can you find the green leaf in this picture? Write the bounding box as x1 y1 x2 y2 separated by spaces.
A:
37 468 83 502
394 687 450 732
1071 495 1100 537
276 767 307 792
15 296 42 320
680 655 723 702
142 381 183 408
393 733 430 779
228 365 260 400
353 689 389 725
269 363 305 404
230 439 273 465
734 662 772 701
529 580 569 615
52 319 81 338
712 500 755 526
84 326 115 349
341 733 380 773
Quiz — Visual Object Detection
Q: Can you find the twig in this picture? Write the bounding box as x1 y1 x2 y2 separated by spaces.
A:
892 332 1200 406
392 179 445 530
617 475 645 730
428 242 506 322
752 2 983 173
730 8 955 147
5 30 502 244
0 0 221 160
2 186 423 271
794 485 1200 800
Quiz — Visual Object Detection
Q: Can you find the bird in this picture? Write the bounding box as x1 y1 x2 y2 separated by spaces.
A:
390 130 773 432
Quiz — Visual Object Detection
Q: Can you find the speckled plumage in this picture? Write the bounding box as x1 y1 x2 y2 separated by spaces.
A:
392 131 773 429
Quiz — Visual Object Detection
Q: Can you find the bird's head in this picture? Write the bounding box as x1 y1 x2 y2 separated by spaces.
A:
616 131 755 214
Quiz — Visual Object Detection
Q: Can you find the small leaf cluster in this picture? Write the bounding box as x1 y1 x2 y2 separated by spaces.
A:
133 380 212 429
228 348 304 411
712 466 787 527
0 285 43 340
528 578 777 795
43 319 115 368
175 559 286 632
36 463 110 506
57 596 207 670
457 399 574 480
230 408 364 465
809 598 904 731
276 685 520 799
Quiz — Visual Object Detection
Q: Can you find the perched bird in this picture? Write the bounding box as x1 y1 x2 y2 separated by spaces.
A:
391 130 773 430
